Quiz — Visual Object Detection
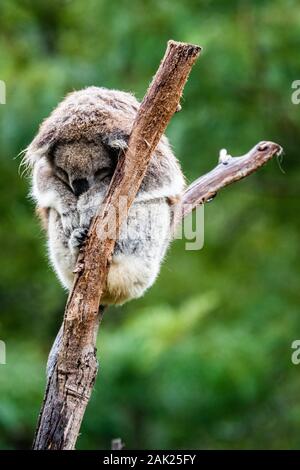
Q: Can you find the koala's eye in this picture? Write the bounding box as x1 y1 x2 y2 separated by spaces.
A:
56 166 69 182
95 167 113 180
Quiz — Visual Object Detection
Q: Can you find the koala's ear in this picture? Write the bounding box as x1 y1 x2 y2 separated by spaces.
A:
102 131 129 160
24 125 59 167
34 125 58 151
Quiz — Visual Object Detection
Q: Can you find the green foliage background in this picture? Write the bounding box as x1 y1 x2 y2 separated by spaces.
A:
0 0 299 449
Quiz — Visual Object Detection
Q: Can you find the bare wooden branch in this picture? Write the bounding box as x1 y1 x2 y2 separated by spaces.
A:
33 40 201 450
40 141 283 399
173 141 282 225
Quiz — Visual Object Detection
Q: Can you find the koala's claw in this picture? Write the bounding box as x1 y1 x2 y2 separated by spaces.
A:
68 227 88 251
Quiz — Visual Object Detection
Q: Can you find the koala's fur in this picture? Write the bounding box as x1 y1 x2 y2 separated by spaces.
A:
25 86 185 304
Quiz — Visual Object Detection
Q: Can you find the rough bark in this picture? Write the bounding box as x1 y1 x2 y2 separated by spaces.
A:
33 40 201 450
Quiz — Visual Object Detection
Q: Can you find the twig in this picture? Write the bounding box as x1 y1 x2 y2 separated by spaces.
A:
111 438 125 450
33 40 201 450
174 141 282 225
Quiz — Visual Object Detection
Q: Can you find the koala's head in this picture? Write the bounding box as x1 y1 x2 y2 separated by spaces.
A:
51 139 117 197
24 86 185 200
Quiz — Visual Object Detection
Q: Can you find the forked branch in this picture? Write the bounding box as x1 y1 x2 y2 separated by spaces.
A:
33 39 283 451
33 40 201 450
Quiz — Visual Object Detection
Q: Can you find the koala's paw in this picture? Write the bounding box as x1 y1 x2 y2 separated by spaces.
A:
68 227 88 253
61 209 79 237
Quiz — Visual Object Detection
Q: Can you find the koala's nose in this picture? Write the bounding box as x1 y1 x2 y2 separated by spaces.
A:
72 178 89 197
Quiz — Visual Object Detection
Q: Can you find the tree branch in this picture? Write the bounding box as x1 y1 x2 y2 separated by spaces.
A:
174 141 282 225
33 40 201 450
33 39 283 451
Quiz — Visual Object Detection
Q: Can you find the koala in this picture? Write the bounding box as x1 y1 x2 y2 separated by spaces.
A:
24 86 185 305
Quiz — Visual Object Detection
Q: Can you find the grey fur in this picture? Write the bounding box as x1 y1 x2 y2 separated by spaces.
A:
25 86 185 304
